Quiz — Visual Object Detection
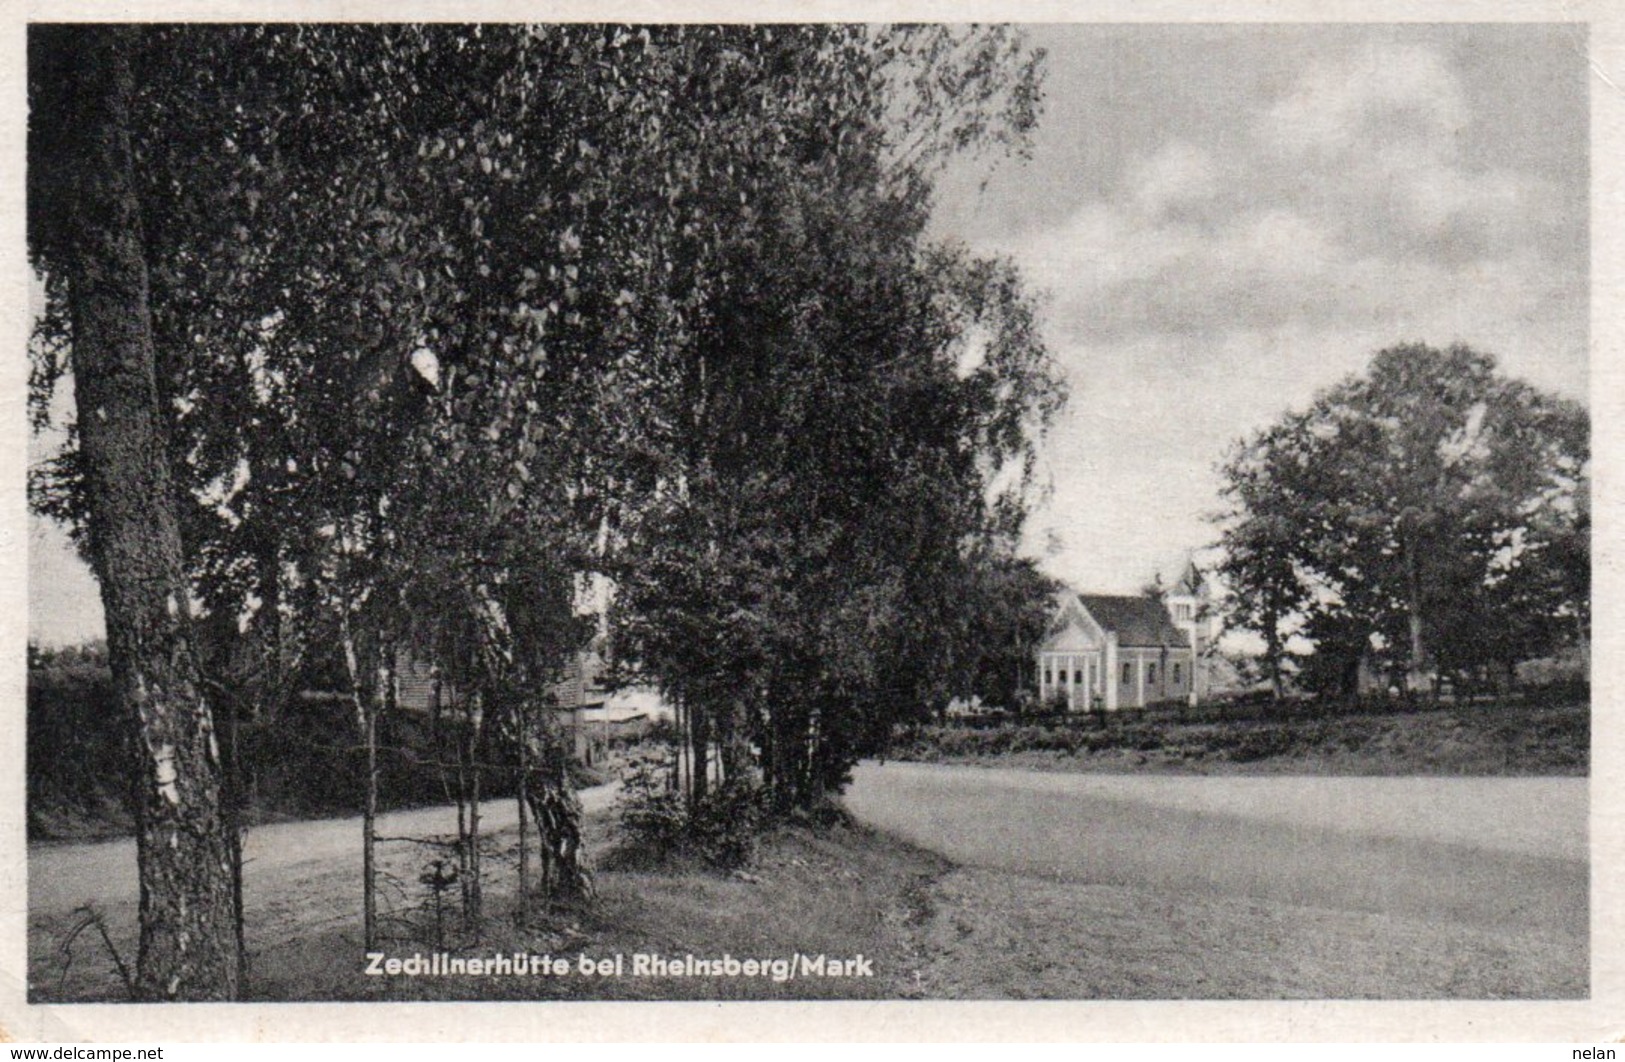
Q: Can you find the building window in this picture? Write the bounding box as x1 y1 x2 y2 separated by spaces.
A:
1122 662 1131 684
1174 603 1192 622
1074 668 1083 685
1044 667 1053 686
1173 663 1182 685
1148 662 1157 685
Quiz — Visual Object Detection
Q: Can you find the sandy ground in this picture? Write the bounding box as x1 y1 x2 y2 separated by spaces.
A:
902 868 1581 998
29 785 618 1001
843 763 1588 998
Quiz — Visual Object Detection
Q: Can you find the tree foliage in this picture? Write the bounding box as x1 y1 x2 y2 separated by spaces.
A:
602 31 1060 813
30 22 1060 967
1216 343 1588 698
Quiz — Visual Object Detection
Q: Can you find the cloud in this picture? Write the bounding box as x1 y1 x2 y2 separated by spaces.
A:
990 37 1585 592
1260 43 1468 160
992 40 1581 380
1130 141 1220 219
1026 287 1583 596
929 28 1584 596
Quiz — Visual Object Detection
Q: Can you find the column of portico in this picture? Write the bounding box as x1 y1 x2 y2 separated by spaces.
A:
1104 634 1119 712
1189 623 1200 708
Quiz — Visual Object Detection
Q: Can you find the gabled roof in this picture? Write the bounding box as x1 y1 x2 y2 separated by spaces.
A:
1076 594 1186 648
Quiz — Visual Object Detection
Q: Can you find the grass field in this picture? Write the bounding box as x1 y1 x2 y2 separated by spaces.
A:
902 864 1581 998
246 817 947 1001
892 698 1587 776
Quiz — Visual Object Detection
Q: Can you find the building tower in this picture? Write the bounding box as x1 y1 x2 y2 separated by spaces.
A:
1165 559 1212 705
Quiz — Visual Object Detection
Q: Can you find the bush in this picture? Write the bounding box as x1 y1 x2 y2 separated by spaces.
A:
1220 725 1298 763
28 655 134 839
891 696 1587 774
616 748 766 869
616 751 687 853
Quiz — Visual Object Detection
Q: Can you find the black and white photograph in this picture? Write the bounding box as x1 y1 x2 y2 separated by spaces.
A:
14 5 1614 1038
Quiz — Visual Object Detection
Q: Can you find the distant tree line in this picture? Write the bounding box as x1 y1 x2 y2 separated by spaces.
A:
26 642 519 843
28 24 1061 998
1216 343 1587 701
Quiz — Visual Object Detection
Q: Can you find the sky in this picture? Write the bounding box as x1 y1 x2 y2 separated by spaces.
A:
931 23 1589 595
26 22 1592 646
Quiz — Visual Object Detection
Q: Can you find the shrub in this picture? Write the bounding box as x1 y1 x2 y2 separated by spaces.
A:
685 781 768 867
1223 725 1296 763
616 748 766 869
28 656 133 839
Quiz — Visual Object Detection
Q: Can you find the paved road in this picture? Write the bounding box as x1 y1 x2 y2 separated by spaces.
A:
843 763 1587 940
29 784 618 919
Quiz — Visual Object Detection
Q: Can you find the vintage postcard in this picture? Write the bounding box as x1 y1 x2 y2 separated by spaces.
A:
5 0 1621 1043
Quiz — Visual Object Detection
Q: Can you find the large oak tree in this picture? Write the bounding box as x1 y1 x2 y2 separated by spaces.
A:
1217 342 1588 698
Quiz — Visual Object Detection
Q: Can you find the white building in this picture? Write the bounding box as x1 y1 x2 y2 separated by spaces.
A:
1037 562 1213 711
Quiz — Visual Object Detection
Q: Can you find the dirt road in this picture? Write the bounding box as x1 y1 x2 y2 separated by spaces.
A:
843 763 1587 997
32 784 619 915
29 785 617 1001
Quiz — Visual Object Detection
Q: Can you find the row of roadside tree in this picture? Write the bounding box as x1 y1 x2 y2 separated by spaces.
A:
28 24 1064 1000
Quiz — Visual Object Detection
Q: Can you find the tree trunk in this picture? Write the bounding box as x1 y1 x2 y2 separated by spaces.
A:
690 699 710 804
1404 538 1428 694
252 536 285 726
339 615 378 952
222 692 247 986
516 703 531 923
719 698 753 786
363 688 379 949
517 716 591 901
674 695 689 801
465 695 484 934
1265 614 1284 701
64 26 240 1001
452 696 470 912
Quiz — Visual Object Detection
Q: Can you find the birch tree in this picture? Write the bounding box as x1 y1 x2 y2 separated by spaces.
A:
28 24 240 1000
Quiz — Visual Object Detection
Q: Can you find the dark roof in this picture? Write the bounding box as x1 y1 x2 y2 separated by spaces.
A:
394 651 606 715
1076 594 1186 648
